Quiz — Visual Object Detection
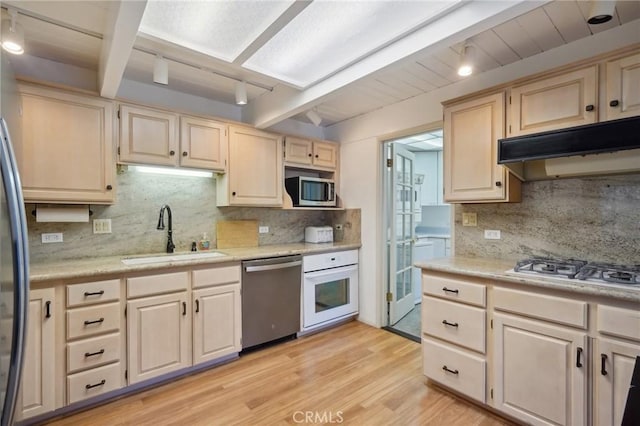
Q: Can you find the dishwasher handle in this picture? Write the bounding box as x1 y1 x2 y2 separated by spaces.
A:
245 260 302 273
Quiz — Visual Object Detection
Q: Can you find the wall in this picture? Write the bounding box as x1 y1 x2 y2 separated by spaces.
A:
27 169 358 263
455 174 640 264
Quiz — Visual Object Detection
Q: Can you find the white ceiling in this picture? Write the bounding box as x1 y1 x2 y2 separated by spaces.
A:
3 0 639 130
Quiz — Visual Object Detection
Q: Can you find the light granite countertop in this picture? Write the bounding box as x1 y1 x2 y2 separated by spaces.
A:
30 242 360 282
416 256 640 304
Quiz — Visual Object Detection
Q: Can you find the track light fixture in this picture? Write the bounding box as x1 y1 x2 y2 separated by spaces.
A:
457 43 475 77
587 0 615 25
235 81 247 105
153 54 168 85
2 8 25 55
306 109 322 127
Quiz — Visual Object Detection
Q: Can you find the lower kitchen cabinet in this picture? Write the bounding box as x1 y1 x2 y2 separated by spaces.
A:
16 288 56 421
127 291 191 384
492 312 587 426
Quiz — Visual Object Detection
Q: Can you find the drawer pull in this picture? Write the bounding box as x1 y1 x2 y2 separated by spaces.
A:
442 320 459 328
84 290 105 297
576 347 583 368
84 349 105 358
442 365 459 375
183 302 187 316
601 353 608 376
195 299 200 313
84 318 105 326
85 379 106 390
442 287 459 294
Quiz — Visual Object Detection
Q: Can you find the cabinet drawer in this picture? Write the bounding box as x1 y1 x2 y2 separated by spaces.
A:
598 305 640 342
422 274 486 307
493 287 587 329
422 296 485 353
67 303 120 340
67 362 122 404
192 265 240 289
127 271 189 298
67 333 121 374
67 279 120 307
422 337 485 403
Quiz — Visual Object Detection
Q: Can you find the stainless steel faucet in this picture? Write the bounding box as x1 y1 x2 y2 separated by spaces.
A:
156 204 175 253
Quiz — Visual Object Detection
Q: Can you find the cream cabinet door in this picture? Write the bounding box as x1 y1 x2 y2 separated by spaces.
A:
18 85 115 204
127 292 191 384
16 288 56 420
444 92 516 202
179 116 227 171
119 104 179 167
192 283 241 365
509 66 598 136
493 313 587 426
312 141 338 169
218 126 283 206
284 136 313 166
605 52 640 120
594 338 640 426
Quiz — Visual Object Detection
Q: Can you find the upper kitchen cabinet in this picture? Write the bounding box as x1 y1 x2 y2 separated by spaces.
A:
284 136 338 170
216 126 283 207
443 92 521 203
180 116 227 171
605 52 640 121
509 66 598 137
118 104 178 167
18 84 115 204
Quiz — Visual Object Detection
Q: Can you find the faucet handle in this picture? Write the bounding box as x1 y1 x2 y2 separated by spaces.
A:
191 242 197 252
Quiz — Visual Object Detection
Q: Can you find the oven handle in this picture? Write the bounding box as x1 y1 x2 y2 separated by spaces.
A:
304 264 358 280
245 260 302 273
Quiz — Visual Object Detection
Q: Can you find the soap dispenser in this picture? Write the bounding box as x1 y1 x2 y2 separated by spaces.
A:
199 233 210 251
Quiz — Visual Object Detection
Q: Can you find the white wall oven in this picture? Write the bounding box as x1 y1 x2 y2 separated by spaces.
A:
302 250 358 332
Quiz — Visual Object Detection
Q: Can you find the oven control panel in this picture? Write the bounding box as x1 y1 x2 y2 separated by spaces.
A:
303 249 359 273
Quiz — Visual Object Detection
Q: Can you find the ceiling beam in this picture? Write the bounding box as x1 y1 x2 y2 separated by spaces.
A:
245 0 547 129
98 1 148 98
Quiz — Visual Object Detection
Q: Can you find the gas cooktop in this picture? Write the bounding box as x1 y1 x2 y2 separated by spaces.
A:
512 257 640 286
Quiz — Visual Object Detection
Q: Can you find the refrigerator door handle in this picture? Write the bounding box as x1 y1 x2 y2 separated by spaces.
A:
0 117 30 426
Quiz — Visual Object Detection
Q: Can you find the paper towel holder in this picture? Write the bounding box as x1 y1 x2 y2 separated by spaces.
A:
31 204 93 217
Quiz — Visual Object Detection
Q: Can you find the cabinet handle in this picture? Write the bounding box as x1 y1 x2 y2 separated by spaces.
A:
585 104 595 112
84 318 104 326
442 287 459 294
495 181 502 187
609 100 619 107
84 349 105 358
45 301 51 318
106 184 113 190
195 299 200 313
85 379 106 390
183 302 187 316
442 365 459 375
169 150 175 156
182 151 188 157
576 347 583 368
601 353 608 376
84 290 104 297
442 320 459 328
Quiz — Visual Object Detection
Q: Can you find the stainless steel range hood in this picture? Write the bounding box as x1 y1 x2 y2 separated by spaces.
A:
498 116 640 180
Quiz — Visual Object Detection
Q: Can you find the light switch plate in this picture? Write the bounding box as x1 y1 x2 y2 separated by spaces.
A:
462 212 477 227
484 230 501 240
42 233 63 243
259 226 269 234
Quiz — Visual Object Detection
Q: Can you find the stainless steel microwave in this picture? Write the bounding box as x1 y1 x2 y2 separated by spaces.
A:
285 176 336 207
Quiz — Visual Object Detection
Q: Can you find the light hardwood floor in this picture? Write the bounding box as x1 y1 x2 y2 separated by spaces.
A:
46 321 512 425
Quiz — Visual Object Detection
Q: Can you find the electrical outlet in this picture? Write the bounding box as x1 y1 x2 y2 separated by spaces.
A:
259 226 269 234
484 230 501 240
462 212 477 227
42 233 63 243
335 224 343 230
93 219 112 234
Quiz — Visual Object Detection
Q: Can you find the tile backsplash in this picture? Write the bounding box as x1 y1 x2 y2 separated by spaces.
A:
454 174 640 264
27 168 360 263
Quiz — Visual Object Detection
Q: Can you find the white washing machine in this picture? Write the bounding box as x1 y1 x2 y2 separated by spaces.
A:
412 239 434 304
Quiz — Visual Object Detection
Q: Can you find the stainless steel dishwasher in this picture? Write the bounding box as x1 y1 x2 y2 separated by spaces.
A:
241 255 302 350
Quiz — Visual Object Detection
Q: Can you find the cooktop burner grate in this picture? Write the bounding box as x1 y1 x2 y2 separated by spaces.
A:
576 263 640 285
514 257 587 279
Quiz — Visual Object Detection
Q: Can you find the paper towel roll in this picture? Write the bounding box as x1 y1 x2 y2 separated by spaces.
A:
36 205 90 222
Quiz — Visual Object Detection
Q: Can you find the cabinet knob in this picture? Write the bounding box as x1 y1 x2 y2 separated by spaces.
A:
232 191 236 196
106 185 113 190
308 153 312 157
169 150 175 156
585 104 595 112
315 154 319 158
182 151 188 157
495 181 502 187
609 100 619 107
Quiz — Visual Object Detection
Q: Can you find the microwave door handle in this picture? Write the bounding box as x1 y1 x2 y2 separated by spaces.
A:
329 183 335 201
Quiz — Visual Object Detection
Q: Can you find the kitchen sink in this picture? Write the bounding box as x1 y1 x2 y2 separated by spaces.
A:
121 251 227 265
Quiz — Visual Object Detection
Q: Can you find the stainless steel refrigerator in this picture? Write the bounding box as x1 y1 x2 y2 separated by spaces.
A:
0 50 30 425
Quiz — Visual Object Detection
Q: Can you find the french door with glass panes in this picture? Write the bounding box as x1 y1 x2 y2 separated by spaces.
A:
388 144 415 325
